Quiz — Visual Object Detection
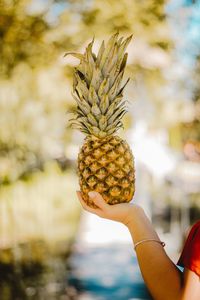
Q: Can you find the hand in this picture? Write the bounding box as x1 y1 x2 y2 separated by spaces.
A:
76 190 139 226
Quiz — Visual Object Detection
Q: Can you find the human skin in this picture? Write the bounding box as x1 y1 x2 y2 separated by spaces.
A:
76 191 200 300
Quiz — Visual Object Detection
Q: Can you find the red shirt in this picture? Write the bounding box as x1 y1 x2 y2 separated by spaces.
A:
177 220 200 277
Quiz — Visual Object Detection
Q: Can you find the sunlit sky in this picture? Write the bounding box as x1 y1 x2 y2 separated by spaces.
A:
167 0 200 64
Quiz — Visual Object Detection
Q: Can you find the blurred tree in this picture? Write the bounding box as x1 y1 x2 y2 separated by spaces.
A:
0 0 75 183
0 0 79 77
0 0 48 76
178 54 200 158
193 55 200 104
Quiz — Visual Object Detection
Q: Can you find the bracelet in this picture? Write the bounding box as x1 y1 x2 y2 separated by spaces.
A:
134 239 166 251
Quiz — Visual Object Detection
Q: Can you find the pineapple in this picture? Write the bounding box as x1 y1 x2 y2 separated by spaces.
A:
66 33 135 207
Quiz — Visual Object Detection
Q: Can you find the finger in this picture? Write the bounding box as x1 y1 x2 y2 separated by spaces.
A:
88 191 109 211
76 191 102 215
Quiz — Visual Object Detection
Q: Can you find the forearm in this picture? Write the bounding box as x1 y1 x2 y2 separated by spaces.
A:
126 205 183 300
78 192 199 300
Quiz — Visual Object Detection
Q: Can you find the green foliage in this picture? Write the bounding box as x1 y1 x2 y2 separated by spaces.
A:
180 120 200 144
78 0 171 44
193 55 200 103
0 0 49 76
0 161 81 253
0 62 73 183
0 1 75 182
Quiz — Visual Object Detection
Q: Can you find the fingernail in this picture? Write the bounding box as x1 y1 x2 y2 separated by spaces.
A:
88 191 96 198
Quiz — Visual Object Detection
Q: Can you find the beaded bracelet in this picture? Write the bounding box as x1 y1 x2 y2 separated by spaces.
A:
134 239 166 251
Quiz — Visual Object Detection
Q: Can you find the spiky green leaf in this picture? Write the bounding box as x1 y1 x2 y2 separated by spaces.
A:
118 34 133 59
106 119 123 131
64 52 83 60
72 94 91 115
87 113 98 126
99 115 108 131
98 78 110 99
102 42 117 76
96 40 105 66
117 78 130 95
99 94 109 114
99 32 119 69
108 108 127 125
108 71 124 101
88 85 99 105
90 66 103 91
91 103 101 116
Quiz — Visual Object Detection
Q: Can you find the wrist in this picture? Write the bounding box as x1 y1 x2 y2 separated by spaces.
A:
123 204 144 228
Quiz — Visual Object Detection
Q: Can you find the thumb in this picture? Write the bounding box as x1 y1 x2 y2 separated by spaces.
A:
88 191 108 210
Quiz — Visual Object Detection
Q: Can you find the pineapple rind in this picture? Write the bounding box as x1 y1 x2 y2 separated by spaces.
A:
78 135 135 207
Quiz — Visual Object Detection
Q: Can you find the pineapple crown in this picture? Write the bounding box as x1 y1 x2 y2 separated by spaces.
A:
65 32 133 139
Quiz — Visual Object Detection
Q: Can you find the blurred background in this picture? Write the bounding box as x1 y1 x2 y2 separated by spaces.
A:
0 0 200 299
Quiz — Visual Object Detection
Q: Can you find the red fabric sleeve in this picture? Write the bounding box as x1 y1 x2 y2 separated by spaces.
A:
177 221 200 277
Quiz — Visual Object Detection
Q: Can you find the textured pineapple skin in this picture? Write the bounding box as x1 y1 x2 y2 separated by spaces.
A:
78 135 135 207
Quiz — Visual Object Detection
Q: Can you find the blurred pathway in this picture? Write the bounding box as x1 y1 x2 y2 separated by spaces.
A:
66 212 152 300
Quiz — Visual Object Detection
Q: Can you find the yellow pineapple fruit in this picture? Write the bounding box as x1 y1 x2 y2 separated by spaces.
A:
66 33 135 207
